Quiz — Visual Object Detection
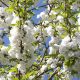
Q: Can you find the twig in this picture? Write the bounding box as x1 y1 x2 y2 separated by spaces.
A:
35 68 53 79
48 70 58 80
28 4 49 11
0 0 9 7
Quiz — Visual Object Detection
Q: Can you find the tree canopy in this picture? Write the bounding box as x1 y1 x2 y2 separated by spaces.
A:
0 0 80 80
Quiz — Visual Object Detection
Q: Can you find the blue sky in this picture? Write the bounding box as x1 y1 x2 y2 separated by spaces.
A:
31 0 46 24
3 35 10 46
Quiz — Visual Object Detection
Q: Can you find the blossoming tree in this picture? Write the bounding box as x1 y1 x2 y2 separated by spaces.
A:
0 0 80 80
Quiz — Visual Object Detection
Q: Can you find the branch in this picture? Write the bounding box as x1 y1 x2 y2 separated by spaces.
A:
9 0 13 2
48 70 58 80
40 44 49 64
28 4 48 11
34 68 53 79
0 0 9 7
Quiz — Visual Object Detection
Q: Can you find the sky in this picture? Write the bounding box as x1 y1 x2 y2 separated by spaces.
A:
31 0 46 24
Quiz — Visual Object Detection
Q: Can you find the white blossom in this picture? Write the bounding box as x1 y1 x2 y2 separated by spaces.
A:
48 0 54 3
0 0 80 79
47 58 53 65
17 61 26 74
49 46 56 55
49 36 55 46
29 75 35 80
15 53 22 59
59 45 69 54
68 18 75 25
8 49 16 58
25 20 34 28
60 36 70 46
50 63 56 69
49 36 60 46
7 72 14 77
56 26 65 35
75 32 80 47
46 26 54 36
11 13 19 25
1 46 8 54
42 20 49 26
57 15 63 22
49 10 58 15
71 3 78 11
0 7 14 27
0 76 5 80
53 44 59 51
50 59 58 68
40 65 47 73
10 27 20 36
37 11 48 20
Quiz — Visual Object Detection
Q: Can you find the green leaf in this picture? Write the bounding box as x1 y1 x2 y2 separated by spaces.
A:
5 6 14 13
7 45 11 51
54 75 59 80
12 77 18 80
0 68 5 74
64 57 77 67
71 70 78 75
9 67 17 73
58 54 65 61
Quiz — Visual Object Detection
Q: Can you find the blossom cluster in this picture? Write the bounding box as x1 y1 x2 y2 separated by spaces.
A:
0 0 80 80
0 6 36 80
35 0 80 79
